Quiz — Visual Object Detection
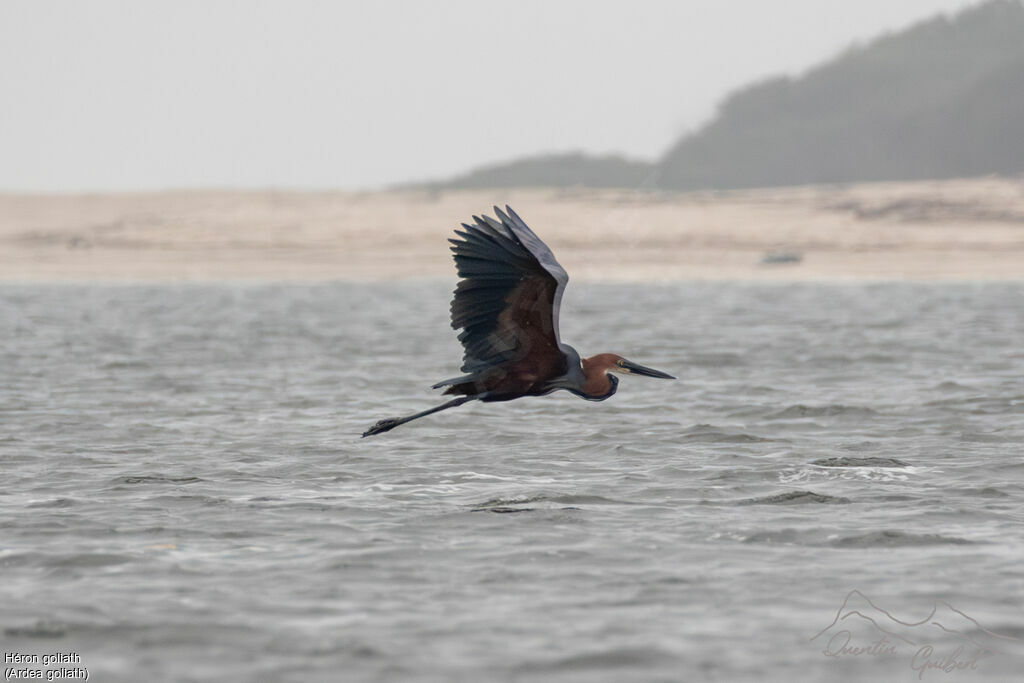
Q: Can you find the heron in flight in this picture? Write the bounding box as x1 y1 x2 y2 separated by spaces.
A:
362 206 674 437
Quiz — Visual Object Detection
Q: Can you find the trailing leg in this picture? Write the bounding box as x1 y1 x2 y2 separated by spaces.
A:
361 395 477 437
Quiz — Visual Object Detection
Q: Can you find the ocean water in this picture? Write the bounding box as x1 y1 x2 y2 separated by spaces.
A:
1 281 1023 682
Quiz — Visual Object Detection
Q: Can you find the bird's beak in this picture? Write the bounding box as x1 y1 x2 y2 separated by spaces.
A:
618 359 676 379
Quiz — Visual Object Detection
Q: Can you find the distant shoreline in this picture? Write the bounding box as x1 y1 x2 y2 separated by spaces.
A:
2 178 1023 282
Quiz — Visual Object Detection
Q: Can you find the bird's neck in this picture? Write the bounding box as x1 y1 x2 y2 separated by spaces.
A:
580 357 618 400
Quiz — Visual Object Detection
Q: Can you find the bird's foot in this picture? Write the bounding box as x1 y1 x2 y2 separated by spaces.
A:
362 418 401 438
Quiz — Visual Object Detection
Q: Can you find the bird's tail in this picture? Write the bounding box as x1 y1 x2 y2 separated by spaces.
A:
431 373 480 397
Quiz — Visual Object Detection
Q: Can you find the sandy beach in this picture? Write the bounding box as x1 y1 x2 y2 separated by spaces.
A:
2 177 1023 281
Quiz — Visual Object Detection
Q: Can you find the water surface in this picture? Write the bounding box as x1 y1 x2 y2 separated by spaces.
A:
1 282 1023 681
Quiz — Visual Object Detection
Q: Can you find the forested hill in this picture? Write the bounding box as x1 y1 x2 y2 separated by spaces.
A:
658 0 1024 189
426 0 1024 191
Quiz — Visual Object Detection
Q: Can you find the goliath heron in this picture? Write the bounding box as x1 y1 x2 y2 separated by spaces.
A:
362 206 674 437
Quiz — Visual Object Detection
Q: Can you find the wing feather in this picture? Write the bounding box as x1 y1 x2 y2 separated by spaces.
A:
446 207 569 382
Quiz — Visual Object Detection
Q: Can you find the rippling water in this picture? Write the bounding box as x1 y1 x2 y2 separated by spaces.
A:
2 282 1023 682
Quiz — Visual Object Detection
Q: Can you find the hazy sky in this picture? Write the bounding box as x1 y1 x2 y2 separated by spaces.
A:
1 0 978 192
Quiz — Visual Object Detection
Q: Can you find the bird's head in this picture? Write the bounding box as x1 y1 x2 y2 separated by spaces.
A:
585 353 676 380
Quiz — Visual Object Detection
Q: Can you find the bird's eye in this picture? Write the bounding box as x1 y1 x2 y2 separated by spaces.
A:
616 360 625 367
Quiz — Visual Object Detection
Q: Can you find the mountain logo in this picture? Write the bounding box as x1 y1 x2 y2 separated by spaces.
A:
810 589 1023 677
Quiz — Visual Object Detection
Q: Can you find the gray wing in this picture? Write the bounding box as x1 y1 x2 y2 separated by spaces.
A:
445 205 569 377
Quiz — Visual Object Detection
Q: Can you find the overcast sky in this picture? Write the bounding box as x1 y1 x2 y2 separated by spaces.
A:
0 0 978 192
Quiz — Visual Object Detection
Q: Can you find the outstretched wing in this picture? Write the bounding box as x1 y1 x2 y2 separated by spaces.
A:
446 205 569 381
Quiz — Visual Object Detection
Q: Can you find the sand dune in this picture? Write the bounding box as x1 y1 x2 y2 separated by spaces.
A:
2 177 1023 281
